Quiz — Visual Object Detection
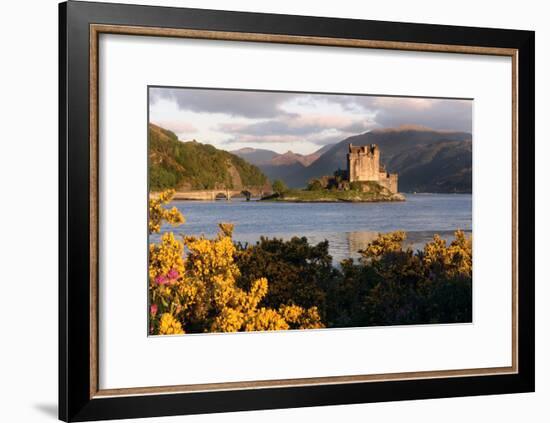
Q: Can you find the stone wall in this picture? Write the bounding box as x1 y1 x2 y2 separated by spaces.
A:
377 172 399 194
348 144 380 182
347 144 398 193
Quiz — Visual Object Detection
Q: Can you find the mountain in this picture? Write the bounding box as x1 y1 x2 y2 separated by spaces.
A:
231 144 336 168
387 140 472 192
149 123 268 191
302 143 335 165
270 151 311 166
230 144 338 187
257 162 307 187
230 147 278 166
285 126 472 192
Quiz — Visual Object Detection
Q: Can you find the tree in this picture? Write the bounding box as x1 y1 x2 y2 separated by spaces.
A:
235 236 336 319
307 178 324 191
272 179 288 196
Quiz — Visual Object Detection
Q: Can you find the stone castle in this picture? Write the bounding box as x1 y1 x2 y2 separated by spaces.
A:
347 144 398 194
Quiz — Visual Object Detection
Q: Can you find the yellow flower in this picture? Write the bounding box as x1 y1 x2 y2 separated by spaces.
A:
148 190 185 234
149 190 325 335
360 231 406 259
158 313 184 335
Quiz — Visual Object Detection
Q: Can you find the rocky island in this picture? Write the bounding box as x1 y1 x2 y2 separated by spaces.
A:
262 144 405 203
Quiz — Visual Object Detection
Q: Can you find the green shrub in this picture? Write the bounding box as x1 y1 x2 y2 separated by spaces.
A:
307 179 324 191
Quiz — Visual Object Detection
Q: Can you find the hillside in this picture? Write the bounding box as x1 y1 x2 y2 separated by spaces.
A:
257 162 306 187
230 147 278 165
149 123 268 191
232 144 334 167
271 151 311 166
231 144 336 187
284 127 472 192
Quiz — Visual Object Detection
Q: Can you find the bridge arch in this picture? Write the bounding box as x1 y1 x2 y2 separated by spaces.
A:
214 191 231 200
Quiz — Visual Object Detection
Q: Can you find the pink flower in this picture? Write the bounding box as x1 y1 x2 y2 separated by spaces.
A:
155 274 168 285
167 268 179 280
150 304 158 316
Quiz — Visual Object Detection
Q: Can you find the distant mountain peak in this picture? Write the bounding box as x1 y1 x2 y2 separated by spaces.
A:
232 147 257 153
270 151 308 166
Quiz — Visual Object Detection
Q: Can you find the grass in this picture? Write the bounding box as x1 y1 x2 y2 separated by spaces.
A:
263 185 404 203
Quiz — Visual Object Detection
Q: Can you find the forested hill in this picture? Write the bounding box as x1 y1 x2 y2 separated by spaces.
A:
149 123 268 191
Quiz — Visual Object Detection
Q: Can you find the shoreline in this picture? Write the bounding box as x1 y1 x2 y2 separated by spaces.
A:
260 190 406 203
261 196 405 203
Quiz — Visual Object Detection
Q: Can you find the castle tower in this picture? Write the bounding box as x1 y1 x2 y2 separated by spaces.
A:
347 144 380 182
347 143 399 194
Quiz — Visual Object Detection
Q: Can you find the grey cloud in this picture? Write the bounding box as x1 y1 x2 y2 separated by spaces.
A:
349 97 471 132
303 95 472 132
218 116 374 138
150 87 296 118
308 134 351 146
151 87 472 144
372 99 472 133
228 120 311 136
342 120 374 134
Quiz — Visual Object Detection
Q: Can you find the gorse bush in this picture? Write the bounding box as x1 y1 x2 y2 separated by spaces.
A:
235 236 338 320
149 190 472 335
326 229 472 326
235 231 472 328
148 191 323 335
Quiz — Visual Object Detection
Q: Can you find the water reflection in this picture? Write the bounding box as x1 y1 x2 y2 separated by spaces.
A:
229 229 471 264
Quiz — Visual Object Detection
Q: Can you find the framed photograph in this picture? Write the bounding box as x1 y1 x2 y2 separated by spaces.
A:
59 1 534 421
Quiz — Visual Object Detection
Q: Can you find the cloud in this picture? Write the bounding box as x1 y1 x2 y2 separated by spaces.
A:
371 98 472 132
149 87 472 154
372 97 435 110
214 113 375 151
217 114 374 137
150 87 295 119
151 120 197 134
303 95 472 132
225 134 304 145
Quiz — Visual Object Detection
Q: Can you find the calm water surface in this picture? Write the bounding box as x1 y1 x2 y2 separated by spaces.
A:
153 194 472 263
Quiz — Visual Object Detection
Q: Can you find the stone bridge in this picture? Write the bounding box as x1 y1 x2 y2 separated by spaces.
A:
171 189 254 201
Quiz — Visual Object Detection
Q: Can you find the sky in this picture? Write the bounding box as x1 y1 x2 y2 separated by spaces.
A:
149 87 472 155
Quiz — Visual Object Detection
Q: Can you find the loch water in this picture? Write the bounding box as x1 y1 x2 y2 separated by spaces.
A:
152 193 472 263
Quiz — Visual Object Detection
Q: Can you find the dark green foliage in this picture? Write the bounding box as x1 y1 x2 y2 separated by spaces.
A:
306 178 324 191
326 238 472 327
235 234 472 328
235 237 337 319
349 181 363 192
271 179 288 195
149 123 267 191
149 166 178 190
421 276 473 323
